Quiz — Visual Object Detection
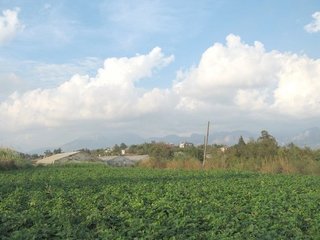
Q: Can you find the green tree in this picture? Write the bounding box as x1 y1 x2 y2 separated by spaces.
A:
44 150 53 157
53 148 62 154
238 136 246 147
120 143 127 150
113 144 121 155
149 143 174 160
256 130 278 158
258 130 275 142
184 146 203 161
235 136 246 157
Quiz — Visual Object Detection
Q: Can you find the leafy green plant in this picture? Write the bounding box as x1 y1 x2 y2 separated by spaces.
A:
1 165 320 239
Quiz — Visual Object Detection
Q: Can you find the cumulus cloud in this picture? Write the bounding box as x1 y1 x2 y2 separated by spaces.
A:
173 34 320 119
1 35 320 146
0 47 174 130
0 8 23 44
305 11 320 33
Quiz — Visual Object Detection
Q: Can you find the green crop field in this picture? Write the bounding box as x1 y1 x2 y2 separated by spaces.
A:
1 165 320 239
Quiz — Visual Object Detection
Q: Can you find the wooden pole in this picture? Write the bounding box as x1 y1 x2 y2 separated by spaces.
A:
203 135 206 166
202 121 210 168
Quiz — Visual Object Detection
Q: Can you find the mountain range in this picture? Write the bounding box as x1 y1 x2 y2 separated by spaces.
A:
42 127 320 153
289 127 320 149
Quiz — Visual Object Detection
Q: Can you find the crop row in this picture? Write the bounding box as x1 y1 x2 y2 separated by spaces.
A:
1 165 320 239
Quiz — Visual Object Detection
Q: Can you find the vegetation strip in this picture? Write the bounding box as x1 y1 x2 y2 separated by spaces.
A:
1 165 320 239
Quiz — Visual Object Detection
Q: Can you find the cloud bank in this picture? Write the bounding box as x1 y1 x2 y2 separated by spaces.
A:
0 8 23 44
0 47 174 130
1 34 320 148
305 11 320 33
173 34 320 118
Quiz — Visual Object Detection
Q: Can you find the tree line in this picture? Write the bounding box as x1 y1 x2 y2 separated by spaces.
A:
118 130 320 174
2 130 320 174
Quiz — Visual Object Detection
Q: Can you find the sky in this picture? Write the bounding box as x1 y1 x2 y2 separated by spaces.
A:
0 0 320 151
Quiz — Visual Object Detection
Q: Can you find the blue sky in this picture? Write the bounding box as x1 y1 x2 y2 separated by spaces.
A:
0 0 320 151
1 1 319 85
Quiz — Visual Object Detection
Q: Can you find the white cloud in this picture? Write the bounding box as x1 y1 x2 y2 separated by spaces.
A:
1 35 320 150
0 8 23 44
0 47 174 130
173 34 320 118
305 11 320 33
173 34 278 110
273 54 320 116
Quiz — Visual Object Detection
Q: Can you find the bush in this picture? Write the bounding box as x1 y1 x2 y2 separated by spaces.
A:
0 148 32 170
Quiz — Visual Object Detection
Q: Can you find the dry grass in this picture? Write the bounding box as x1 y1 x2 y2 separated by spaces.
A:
259 158 293 174
138 158 202 170
138 156 320 175
0 148 31 170
166 159 202 170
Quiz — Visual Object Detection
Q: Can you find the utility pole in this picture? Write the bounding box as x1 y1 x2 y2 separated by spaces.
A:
202 121 210 168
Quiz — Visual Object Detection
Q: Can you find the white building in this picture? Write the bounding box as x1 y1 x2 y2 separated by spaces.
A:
179 142 194 148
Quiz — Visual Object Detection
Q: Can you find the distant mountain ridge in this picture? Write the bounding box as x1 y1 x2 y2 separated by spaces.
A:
148 131 255 146
59 130 257 152
27 127 320 154
61 133 144 152
290 127 320 149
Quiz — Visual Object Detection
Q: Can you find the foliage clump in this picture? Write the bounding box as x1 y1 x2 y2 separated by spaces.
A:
0 148 32 170
215 130 320 174
1 166 320 239
138 130 320 174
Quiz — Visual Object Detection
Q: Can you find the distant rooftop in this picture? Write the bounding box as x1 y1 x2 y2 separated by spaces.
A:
36 152 79 165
